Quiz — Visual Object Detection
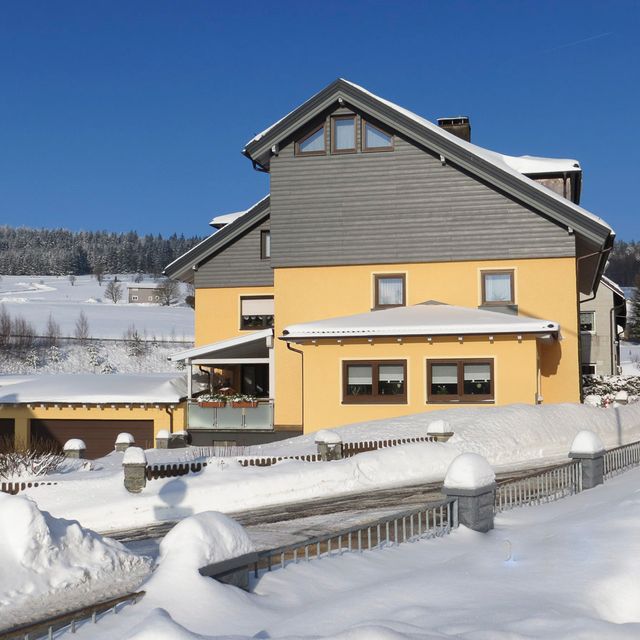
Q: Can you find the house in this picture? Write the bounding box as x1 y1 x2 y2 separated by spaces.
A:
580 275 626 375
164 79 614 445
127 283 163 303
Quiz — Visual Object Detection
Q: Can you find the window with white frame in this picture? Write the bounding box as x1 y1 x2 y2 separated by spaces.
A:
240 296 274 330
580 311 595 333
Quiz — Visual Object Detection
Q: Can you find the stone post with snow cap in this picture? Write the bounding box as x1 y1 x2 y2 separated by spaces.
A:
115 432 135 453
442 453 496 533
63 439 86 459
155 429 170 449
314 429 343 461
123 446 147 493
427 419 454 443
569 430 605 490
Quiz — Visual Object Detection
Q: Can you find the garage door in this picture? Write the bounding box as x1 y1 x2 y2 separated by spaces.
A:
0 418 15 448
31 420 154 459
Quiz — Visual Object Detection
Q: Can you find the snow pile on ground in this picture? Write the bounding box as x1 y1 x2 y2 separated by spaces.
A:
0 493 152 629
443 453 495 490
25 443 459 533
60 466 640 639
583 374 640 405
254 402 640 470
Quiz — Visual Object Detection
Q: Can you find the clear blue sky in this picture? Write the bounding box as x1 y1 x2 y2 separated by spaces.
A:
1 1 638 239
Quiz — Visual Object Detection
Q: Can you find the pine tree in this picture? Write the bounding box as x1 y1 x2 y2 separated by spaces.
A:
627 275 640 343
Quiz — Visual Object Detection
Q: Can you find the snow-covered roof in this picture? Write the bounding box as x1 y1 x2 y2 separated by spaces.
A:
126 282 164 290
209 210 249 229
244 79 611 239
0 373 187 404
601 275 625 298
169 329 272 362
281 302 559 340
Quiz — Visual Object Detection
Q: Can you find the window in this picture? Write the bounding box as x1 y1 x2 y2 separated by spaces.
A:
331 116 356 153
343 361 407 404
131 295 138 301
580 311 595 333
295 124 325 156
261 230 271 259
240 296 274 330
374 274 406 309
481 270 514 305
363 120 393 151
582 363 597 375
427 360 494 403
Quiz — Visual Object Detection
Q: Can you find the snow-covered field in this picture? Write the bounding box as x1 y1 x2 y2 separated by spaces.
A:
37 466 640 639
19 402 640 534
620 341 640 375
0 274 193 340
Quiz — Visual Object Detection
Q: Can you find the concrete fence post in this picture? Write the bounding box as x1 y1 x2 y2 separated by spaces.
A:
155 429 170 449
569 430 605 490
63 439 86 459
442 453 496 533
115 432 135 453
426 419 455 443
314 430 343 461
123 446 147 493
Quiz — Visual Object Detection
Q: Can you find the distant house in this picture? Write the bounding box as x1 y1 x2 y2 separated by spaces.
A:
164 78 614 446
580 276 626 375
127 283 163 303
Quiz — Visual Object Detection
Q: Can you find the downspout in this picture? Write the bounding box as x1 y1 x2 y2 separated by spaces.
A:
286 342 304 429
164 406 174 434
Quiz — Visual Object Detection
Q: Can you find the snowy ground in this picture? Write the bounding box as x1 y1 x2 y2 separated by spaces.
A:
19 402 640 534
620 341 640 375
0 274 193 340
55 466 640 639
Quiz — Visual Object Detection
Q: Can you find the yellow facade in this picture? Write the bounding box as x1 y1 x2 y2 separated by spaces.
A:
273 257 580 431
195 285 274 346
4 403 187 448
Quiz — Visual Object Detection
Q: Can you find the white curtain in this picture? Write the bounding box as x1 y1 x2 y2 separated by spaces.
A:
378 365 404 383
334 119 355 149
365 123 391 148
348 365 372 385
378 278 403 305
484 273 512 302
463 363 490 382
432 364 457 384
241 297 274 315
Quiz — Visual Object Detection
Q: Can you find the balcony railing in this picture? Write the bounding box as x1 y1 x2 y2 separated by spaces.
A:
187 400 273 431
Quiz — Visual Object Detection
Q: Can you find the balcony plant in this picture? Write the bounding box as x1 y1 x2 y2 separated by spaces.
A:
230 394 259 408
197 393 227 408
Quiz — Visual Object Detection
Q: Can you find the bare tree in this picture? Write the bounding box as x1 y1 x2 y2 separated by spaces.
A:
93 265 104 286
45 313 61 346
185 282 195 309
68 274 76 286
12 315 35 350
0 306 10 348
104 280 123 304
157 279 180 306
74 311 90 343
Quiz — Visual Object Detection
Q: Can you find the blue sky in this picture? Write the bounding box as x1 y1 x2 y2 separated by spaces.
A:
0 1 638 239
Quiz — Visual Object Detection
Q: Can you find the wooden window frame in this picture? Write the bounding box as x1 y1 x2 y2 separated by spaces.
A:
362 119 394 153
331 115 357 154
374 273 406 309
295 123 326 157
260 230 271 260
239 295 274 331
342 360 407 404
427 359 494 404
480 269 515 306
579 310 596 334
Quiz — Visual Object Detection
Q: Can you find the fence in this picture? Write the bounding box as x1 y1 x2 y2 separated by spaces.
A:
604 440 640 479
494 461 581 513
145 461 208 480
0 480 58 496
200 498 457 586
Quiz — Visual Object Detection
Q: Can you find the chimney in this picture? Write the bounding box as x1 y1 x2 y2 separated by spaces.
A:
437 116 471 142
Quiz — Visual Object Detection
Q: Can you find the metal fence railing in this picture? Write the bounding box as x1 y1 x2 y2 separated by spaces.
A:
495 461 581 513
200 498 457 586
604 440 640 479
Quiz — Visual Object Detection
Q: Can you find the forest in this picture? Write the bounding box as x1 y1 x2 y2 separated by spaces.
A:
0 226 204 276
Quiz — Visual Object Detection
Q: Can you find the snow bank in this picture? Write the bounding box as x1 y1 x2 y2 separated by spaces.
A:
427 419 451 435
444 453 495 490
0 493 152 628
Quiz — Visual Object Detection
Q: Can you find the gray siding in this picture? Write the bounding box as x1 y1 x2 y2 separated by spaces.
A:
270 125 576 268
194 218 273 288
580 286 616 375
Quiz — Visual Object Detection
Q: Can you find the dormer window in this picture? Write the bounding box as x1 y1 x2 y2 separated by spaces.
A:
261 230 271 259
331 116 356 153
295 125 325 156
363 121 393 151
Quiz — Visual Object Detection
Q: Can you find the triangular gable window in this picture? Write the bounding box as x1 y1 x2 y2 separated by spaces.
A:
295 125 325 156
363 121 393 151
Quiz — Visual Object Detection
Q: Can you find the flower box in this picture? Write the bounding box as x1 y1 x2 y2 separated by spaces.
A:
198 400 226 408
231 401 259 408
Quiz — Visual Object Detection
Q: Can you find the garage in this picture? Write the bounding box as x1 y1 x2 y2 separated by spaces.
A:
31 419 154 459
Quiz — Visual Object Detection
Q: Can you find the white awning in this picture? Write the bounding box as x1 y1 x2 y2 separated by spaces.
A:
169 329 273 362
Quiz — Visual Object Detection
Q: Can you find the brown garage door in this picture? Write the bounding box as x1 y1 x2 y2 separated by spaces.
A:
0 418 15 449
31 419 154 459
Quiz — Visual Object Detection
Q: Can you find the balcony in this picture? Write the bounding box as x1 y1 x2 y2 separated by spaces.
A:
187 400 274 431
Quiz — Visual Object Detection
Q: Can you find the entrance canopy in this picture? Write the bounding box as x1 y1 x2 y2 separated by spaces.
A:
169 329 272 364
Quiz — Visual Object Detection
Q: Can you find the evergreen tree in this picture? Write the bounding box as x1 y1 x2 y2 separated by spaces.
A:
627 275 640 342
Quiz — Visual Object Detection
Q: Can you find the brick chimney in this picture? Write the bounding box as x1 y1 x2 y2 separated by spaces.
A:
437 116 471 142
